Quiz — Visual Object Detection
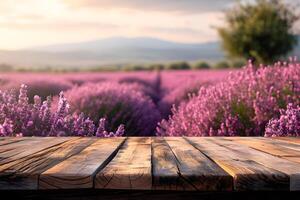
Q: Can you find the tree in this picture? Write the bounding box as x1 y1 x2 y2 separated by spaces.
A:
214 61 230 69
148 63 165 70
167 62 191 70
193 61 211 69
218 0 298 64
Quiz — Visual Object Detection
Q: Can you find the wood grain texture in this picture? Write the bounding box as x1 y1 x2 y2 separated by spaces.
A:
0 138 94 189
197 137 300 191
272 137 300 145
0 137 71 168
1 137 300 191
226 137 300 163
0 137 72 190
95 137 152 190
152 137 232 191
152 137 186 190
0 137 48 154
0 137 28 146
166 137 233 191
39 137 125 189
185 137 290 191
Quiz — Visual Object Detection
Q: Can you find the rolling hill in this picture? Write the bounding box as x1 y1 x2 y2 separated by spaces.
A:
0 36 299 68
0 37 224 68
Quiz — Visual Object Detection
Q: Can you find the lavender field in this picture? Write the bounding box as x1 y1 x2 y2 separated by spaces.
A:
0 60 299 137
0 0 299 139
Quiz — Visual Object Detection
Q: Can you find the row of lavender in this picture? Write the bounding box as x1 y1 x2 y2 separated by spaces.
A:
0 61 299 137
0 70 230 137
158 60 300 137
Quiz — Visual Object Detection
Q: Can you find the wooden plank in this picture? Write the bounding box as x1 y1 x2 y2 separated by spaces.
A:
212 137 300 169
0 138 95 190
0 137 45 155
0 137 71 166
266 138 300 151
95 137 152 190
1 136 300 192
152 137 188 190
272 137 300 145
165 137 232 191
39 137 125 189
152 137 232 191
226 137 300 163
0 137 53 154
192 137 300 191
185 137 290 191
0 137 28 146
0 138 30 154
230 137 300 152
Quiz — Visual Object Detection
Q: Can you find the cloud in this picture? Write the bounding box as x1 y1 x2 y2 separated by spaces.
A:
1 0 296 49
0 21 119 30
141 26 219 43
62 0 234 14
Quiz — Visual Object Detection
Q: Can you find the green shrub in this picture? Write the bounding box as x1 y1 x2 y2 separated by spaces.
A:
214 61 230 69
167 62 191 70
122 65 145 71
148 64 165 70
193 62 211 69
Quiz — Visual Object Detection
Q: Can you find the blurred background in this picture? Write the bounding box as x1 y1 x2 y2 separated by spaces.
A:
0 0 299 72
0 0 299 137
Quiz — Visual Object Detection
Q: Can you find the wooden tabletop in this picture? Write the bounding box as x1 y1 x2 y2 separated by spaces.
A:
0 137 300 191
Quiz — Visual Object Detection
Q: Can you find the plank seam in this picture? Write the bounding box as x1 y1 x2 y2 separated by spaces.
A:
0 138 73 169
150 137 154 189
164 137 199 191
183 137 234 191
0 139 26 146
36 138 97 189
206 138 292 190
92 137 128 188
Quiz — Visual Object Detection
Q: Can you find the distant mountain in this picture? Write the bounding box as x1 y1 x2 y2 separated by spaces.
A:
0 37 224 68
29 37 209 52
0 36 299 68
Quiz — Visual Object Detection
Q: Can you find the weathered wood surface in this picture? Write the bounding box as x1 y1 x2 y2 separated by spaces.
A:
273 137 300 145
0 138 95 189
226 137 300 163
188 137 300 190
152 137 232 191
0 137 300 191
39 137 125 189
95 137 152 190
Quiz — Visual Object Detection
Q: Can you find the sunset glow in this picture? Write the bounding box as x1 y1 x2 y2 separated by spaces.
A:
0 0 228 50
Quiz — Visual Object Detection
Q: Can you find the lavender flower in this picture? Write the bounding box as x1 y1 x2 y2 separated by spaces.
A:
95 118 125 137
96 118 107 137
0 84 124 137
65 82 161 136
0 118 13 136
1 79 72 102
157 59 300 136
265 103 300 137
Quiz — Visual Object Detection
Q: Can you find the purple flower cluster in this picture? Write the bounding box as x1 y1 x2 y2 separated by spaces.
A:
265 103 300 137
158 80 210 118
0 84 124 137
118 76 162 104
65 82 161 136
157 59 300 136
1 78 72 102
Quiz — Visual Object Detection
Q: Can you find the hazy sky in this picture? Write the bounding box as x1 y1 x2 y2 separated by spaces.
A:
0 0 298 50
